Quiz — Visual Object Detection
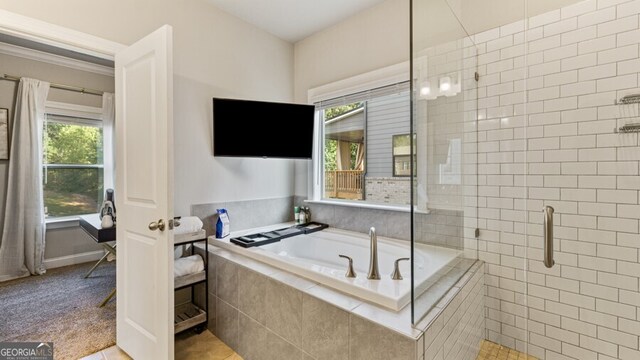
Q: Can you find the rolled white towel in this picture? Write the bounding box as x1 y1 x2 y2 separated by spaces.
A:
174 247 183 260
174 254 204 277
174 216 203 235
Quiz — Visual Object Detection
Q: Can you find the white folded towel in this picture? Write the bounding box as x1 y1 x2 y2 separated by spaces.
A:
174 254 204 277
174 216 203 235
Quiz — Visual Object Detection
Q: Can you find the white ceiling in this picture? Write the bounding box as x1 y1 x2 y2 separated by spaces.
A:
207 0 386 43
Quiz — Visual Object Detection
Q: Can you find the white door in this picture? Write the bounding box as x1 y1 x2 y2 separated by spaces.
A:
115 25 174 360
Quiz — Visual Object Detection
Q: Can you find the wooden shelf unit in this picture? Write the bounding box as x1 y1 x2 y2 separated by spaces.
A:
174 303 207 334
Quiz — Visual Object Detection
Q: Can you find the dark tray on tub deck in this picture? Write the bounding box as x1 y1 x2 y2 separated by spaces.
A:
297 221 329 234
230 222 328 248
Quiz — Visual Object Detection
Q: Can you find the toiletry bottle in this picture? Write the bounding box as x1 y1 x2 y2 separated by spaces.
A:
294 206 300 223
304 207 311 223
299 208 306 224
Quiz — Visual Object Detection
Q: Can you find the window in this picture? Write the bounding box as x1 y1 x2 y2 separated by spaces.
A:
392 134 415 177
323 102 366 201
43 114 104 218
316 81 411 206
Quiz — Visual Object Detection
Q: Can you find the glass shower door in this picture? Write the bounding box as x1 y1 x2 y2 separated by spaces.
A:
410 0 479 324
410 0 532 357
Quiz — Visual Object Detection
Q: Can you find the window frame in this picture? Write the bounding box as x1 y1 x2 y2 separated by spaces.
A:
392 155 412 177
320 103 367 202
43 101 113 221
308 62 412 210
392 133 416 177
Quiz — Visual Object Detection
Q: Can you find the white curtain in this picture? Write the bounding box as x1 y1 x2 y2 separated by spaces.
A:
102 92 115 190
101 93 117 261
0 78 50 282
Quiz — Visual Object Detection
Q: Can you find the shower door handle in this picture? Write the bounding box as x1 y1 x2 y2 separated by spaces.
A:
543 206 555 268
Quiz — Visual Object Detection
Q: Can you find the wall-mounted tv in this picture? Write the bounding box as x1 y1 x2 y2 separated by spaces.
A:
213 98 315 159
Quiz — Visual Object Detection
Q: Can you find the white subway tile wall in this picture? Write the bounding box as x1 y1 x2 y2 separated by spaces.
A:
421 264 485 360
456 0 640 359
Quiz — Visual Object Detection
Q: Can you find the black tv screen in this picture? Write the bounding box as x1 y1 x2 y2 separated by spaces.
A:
213 98 315 159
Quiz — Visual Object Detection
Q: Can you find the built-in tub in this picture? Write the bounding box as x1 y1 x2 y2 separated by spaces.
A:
209 225 462 310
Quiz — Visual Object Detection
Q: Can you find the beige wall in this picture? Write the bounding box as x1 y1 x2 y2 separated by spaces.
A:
0 0 295 216
293 0 410 103
0 54 114 110
43 227 102 260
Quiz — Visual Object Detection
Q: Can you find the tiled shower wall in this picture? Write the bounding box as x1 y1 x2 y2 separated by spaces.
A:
468 0 640 359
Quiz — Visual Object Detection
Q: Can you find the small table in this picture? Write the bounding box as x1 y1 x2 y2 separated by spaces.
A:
79 214 116 307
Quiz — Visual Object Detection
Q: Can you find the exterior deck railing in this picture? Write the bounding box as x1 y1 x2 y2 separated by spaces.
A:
325 170 364 200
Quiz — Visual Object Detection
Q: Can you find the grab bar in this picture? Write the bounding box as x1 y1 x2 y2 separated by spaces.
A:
543 206 555 268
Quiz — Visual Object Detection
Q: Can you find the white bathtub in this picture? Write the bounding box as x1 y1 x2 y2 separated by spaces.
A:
209 225 462 311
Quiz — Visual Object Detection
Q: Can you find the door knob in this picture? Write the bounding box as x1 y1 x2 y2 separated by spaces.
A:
149 219 165 231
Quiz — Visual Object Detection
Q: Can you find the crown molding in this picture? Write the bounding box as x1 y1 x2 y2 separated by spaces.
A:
0 41 114 76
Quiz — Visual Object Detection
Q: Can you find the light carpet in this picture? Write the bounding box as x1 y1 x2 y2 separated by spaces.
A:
0 261 116 360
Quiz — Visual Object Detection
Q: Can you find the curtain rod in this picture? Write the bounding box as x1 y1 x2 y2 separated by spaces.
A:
1 73 104 96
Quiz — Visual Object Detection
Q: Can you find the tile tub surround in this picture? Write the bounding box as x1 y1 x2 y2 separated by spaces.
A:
296 196 412 241
191 196 295 236
201 243 485 360
210 224 463 311
443 0 640 358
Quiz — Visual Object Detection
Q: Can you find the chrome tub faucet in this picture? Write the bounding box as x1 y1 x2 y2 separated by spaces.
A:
391 258 410 280
367 227 380 280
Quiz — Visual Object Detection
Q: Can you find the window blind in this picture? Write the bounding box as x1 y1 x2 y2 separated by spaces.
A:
314 80 411 110
46 113 102 127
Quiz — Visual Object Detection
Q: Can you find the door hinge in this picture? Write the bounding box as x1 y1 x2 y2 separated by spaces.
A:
475 228 480 238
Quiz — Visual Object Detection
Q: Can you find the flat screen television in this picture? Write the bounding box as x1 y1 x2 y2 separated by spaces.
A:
213 98 315 159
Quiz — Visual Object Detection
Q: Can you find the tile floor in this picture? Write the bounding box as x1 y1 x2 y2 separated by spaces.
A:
174 330 241 360
476 340 537 360
83 334 531 360
80 331 242 360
